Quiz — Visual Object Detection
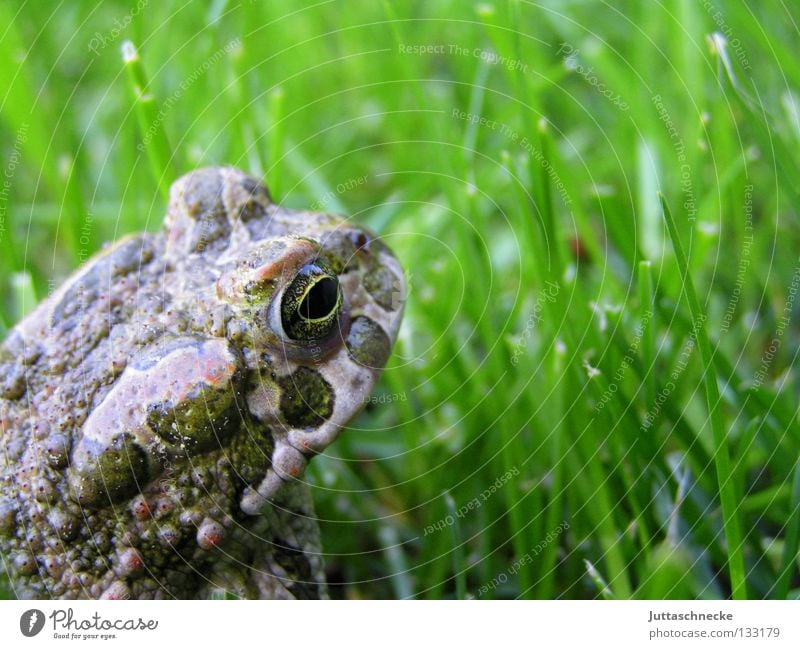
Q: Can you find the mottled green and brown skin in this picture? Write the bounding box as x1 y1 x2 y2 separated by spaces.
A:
0 167 405 599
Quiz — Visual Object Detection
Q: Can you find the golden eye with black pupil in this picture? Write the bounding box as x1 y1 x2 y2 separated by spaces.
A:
280 263 342 341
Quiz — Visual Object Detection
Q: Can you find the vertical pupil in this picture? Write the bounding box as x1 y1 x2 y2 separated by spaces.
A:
299 277 338 320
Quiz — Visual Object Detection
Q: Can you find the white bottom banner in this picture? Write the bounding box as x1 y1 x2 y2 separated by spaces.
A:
0 600 796 648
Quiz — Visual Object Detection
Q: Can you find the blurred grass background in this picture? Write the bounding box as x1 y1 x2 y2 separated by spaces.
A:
2 0 800 599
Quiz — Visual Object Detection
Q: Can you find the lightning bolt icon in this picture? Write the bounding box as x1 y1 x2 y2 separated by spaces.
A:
28 611 38 633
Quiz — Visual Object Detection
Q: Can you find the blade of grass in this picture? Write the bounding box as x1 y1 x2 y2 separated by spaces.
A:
709 33 800 203
532 119 563 277
0 4 87 265
461 57 491 189
637 259 661 473
660 193 746 599
663 303 800 448
443 492 467 600
740 484 789 517
283 139 346 214
732 417 761 503
267 87 285 200
585 559 615 600
0 217 18 276
534 342 567 599
567 420 634 599
588 375 654 552
121 40 176 200
379 526 414 600
638 261 656 409
497 413 537 599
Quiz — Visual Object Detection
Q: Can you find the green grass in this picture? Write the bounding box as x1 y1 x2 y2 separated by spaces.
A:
660 193 746 598
2 0 800 599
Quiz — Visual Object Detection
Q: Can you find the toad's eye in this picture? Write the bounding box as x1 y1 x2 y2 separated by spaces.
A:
280 263 342 341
